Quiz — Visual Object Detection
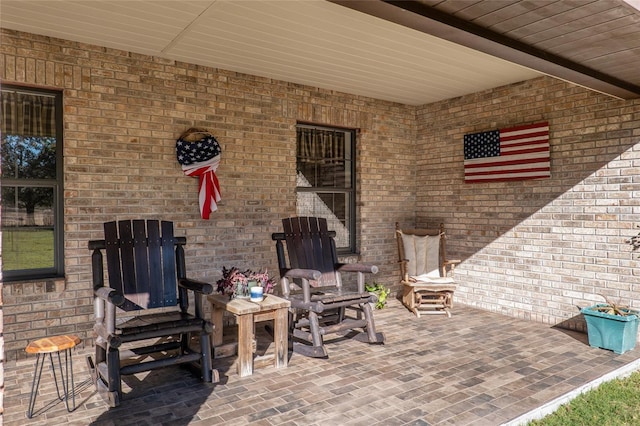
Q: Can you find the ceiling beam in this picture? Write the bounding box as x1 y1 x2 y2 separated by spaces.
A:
332 0 640 100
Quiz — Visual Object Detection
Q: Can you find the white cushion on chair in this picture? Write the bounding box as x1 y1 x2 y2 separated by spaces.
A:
401 233 441 278
410 274 454 284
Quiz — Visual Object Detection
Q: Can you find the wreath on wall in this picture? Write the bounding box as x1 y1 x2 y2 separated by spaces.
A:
176 128 222 220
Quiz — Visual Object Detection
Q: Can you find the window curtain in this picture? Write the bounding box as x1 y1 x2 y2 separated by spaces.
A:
297 128 345 163
1 91 56 138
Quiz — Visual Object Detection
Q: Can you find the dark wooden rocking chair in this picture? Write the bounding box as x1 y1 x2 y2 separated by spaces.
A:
272 216 385 358
396 222 460 317
87 219 218 407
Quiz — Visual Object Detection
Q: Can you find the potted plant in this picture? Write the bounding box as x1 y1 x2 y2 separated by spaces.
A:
365 282 391 310
580 295 639 354
216 266 275 299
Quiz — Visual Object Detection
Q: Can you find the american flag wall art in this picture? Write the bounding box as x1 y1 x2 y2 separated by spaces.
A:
463 122 550 183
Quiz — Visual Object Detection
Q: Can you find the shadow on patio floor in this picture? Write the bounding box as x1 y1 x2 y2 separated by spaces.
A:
5 300 640 425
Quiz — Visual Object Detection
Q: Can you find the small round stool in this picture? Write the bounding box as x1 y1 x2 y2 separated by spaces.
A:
25 334 81 418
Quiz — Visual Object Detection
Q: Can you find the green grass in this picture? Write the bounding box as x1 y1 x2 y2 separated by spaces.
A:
2 227 54 270
529 371 640 425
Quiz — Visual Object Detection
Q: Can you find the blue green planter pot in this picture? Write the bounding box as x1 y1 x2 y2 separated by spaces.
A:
581 304 639 354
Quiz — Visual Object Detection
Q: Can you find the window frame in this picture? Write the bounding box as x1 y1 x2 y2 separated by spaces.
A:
1 85 64 281
295 123 357 254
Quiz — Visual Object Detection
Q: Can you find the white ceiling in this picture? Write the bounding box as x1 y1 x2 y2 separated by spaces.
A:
0 0 543 106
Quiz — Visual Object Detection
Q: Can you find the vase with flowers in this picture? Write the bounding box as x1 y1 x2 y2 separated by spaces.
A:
216 266 275 300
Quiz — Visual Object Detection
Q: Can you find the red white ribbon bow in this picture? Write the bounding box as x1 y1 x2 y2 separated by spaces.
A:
182 156 221 220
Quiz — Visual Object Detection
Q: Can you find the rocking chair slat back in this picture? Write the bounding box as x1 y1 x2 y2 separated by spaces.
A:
283 217 337 287
104 221 125 300
316 218 338 273
119 222 136 299
160 220 178 306
132 220 151 307
103 220 178 311
144 220 163 307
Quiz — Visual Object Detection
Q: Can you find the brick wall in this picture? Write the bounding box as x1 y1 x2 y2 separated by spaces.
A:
0 29 416 361
3 27 640 363
416 78 640 327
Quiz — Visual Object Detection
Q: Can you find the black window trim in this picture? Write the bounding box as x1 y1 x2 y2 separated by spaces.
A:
1 84 64 282
295 122 357 254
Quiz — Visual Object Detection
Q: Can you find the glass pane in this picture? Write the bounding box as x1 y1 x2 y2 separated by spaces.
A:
316 161 342 188
1 135 57 179
296 161 316 187
296 128 351 189
1 186 55 271
296 192 350 249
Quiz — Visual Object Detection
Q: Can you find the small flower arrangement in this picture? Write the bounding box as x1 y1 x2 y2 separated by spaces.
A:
216 266 275 298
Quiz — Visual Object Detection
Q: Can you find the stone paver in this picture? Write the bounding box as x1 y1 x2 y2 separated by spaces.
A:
4 300 640 425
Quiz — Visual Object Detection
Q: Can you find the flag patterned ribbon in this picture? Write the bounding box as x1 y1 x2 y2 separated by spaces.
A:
176 130 222 219
463 122 550 183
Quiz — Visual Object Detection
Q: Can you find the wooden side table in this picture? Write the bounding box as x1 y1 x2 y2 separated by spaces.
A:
208 293 290 377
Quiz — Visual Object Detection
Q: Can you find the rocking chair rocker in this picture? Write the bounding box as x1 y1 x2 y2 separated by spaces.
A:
87 219 218 407
272 217 385 358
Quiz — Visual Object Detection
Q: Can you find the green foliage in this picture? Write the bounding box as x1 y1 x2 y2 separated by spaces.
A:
2 135 57 214
365 282 390 309
529 372 640 425
2 228 54 270
2 135 57 179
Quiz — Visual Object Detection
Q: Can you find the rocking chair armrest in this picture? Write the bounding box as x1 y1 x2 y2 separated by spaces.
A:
336 263 379 274
94 287 125 307
179 278 214 295
283 268 322 281
445 259 461 265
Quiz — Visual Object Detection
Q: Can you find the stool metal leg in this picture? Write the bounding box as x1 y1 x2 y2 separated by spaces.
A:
27 353 46 418
60 348 76 412
27 350 77 418
51 352 65 401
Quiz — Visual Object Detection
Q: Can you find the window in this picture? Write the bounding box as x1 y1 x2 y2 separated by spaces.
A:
296 124 356 253
1 85 64 281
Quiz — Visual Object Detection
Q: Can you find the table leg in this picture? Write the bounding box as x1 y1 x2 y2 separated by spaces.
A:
237 313 254 377
211 305 224 347
274 307 288 369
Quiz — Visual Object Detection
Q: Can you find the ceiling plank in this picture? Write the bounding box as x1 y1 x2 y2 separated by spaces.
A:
332 0 640 99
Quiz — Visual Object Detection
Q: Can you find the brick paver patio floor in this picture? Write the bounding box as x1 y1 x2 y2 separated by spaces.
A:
5 300 640 425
